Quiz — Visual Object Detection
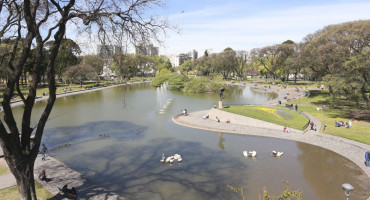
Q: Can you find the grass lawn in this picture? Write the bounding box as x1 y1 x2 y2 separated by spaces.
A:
298 105 370 144
283 89 370 145
0 165 7 175
0 181 53 200
223 106 309 130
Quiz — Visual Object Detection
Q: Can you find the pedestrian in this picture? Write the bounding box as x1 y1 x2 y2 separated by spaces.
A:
295 104 298 111
41 153 46 161
41 144 48 154
365 151 370 166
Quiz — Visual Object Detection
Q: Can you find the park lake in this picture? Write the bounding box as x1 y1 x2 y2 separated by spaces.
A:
5 83 370 199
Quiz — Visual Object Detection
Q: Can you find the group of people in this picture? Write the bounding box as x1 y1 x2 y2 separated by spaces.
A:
308 122 317 131
283 126 291 133
38 143 78 198
335 118 355 128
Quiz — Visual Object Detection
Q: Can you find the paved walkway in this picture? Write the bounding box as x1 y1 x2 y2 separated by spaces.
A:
34 155 124 199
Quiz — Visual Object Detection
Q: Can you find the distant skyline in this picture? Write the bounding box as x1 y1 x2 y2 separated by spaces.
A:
158 0 370 55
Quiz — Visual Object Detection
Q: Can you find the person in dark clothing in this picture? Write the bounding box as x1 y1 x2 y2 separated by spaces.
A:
295 104 298 111
41 144 48 154
365 151 370 166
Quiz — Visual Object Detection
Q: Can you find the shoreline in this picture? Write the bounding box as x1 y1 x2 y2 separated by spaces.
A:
0 81 150 198
172 82 370 180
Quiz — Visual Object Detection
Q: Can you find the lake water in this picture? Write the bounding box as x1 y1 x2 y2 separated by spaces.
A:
6 83 370 199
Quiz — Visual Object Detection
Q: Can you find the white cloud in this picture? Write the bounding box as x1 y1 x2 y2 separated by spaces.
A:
160 1 370 55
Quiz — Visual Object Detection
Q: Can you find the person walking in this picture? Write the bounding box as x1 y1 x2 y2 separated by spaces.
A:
41 144 48 154
295 104 298 111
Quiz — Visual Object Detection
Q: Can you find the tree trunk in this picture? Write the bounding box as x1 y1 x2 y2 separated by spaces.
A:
24 71 27 88
0 142 37 200
294 72 297 84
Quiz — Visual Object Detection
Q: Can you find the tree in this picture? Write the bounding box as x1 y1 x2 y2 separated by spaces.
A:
251 43 293 84
303 20 370 101
63 64 97 86
195 55 212 76
112 53 139 80
82 55 104 83
204 50 209 57
216 48 237 79
342 47 370 108
179 60 193 75
152 55 172 72
45 39 81 82
233 50 250 81
0 1 172 199
135 54 154 77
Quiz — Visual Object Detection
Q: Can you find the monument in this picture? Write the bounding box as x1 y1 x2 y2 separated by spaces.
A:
218 88 225 108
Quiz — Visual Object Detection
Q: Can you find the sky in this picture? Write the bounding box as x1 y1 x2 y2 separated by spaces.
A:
157 0 370 55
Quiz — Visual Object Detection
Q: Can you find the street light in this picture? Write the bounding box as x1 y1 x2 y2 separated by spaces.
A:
342 183 354 200
322 105 326 131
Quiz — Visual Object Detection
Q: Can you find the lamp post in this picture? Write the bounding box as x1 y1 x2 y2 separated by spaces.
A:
342 183 354 200
322 105 326 131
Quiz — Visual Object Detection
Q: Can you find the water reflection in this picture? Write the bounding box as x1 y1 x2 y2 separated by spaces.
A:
217 132 226 150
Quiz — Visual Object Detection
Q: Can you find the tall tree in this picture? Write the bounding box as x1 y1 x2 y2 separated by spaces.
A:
251 44 293 84
233 50 250 81
303 20 370 99
179 60 192 75
0 1 172 199
82 55 104 83
63 64 97 87
45 39 81 82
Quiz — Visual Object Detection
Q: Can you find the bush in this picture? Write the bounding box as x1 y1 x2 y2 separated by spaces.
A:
151 73 171 87
168 73 188 90
183 77 222 93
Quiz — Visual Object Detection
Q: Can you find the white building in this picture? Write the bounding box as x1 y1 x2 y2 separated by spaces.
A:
100 65 117 80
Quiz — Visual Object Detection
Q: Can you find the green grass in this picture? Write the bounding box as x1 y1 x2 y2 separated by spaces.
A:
0 181 53 200
223 106 309 130
282 89 370 145
0 165 7 175
298 105 370 144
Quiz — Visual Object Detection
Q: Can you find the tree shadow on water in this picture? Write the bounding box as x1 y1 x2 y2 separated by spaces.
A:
64 137 247 200
42 121 147 152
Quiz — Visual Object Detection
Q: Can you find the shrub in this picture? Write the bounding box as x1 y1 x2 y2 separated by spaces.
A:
183 77 222 93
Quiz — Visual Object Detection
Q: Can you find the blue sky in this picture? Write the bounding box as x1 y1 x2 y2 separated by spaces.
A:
158 0 370 55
